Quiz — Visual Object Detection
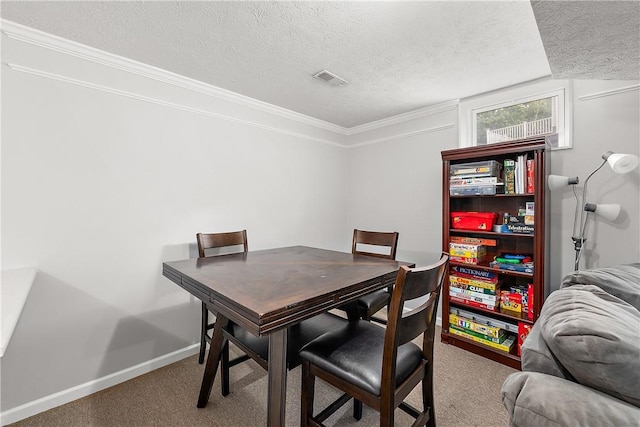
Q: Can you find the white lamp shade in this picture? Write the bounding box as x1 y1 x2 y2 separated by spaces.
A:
586 203 621 221
605 153 639 174
548 175 578 191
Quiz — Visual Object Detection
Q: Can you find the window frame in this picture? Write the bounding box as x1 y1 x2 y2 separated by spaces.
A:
459 79 573 150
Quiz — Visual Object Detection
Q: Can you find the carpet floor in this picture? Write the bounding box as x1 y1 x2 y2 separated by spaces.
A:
10 326 516 427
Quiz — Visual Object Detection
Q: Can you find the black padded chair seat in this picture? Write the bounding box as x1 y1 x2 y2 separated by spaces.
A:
224 312 349 369
299 320 422 396
356 289 390 310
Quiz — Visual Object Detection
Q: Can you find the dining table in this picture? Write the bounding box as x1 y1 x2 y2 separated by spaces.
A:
162 245 414 427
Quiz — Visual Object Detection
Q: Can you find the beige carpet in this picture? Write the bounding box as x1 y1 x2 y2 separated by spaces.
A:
10 327 516 427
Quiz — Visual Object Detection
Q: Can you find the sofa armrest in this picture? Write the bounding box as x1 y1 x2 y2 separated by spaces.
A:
502 372 640 427
561 263 640 311
540 284 640 406
520 322 573 381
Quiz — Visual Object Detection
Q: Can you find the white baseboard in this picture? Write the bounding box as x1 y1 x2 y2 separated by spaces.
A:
0 344 199 426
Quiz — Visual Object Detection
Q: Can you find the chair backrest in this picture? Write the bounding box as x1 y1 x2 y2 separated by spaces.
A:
351 229 399 260
382 253 449 385
196 230 248 258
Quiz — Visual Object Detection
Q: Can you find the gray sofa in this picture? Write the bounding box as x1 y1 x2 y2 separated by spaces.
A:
501 264 640 427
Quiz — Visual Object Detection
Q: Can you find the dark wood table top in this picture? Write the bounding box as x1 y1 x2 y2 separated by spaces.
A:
163 245 413 336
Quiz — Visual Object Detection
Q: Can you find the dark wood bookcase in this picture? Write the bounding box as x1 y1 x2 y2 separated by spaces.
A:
440 137 550 369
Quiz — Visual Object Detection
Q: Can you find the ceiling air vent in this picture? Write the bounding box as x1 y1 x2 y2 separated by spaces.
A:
312 69 348 87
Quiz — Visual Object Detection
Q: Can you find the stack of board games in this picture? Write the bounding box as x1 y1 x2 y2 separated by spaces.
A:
448 265 499 311
499 284 534 320
449 242 486 265
448 307 517 353
450 236 498 247
449 160 503 196
489 253 534 274
505 214 534 234
504 204 535 234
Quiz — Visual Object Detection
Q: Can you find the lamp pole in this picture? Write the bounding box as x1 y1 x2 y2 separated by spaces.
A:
572 158 610 270
550 151 639 272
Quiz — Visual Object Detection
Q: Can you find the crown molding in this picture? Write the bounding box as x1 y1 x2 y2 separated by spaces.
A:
347 123 455 148
6 62 346 148
0 19 347 134
1 19 463 144
578 83 640 101
345 100 459 135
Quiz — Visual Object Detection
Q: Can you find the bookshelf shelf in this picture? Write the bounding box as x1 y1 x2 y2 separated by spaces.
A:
449 299 535 324
449 261 534 279
450 193 534 199
450 229 534 238
441 137 550 369
441 330 521 370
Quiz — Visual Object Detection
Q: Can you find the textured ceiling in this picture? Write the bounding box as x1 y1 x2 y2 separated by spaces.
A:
531 1 639 80
1 1 637 129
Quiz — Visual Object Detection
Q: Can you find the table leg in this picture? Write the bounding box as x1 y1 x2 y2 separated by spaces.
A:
267 329 287 427
197 313 229 408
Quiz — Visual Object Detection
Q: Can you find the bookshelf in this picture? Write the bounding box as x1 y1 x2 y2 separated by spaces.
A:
440 137 549 369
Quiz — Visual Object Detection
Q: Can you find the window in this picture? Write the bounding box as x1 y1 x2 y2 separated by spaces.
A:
459 80 572 150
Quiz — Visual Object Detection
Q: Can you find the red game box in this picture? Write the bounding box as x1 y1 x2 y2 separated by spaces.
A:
518 322 533 356
451 212 498 231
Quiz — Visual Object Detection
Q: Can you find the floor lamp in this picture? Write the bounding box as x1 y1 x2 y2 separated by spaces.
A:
548 151 639 271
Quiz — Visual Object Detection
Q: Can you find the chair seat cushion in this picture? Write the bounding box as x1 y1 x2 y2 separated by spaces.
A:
299 320 423 396
225 321 269 362
356 289 390 311
224 312 349 369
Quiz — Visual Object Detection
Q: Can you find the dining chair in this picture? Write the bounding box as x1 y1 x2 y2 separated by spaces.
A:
196 230 350 397
220 311 349 396
196 230 249 364
352 229 399 324
299 253 449 427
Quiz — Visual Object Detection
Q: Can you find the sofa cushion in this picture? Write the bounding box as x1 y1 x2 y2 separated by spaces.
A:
520 322 574 381
502 371 640 427
540 284 640 406
561 263 640 311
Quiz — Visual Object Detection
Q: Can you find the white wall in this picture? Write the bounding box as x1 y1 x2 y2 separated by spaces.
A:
2 21 639 423
345 110 458 317
0 26 347 416
547 80 640 286
347 80 640 311
346 108 458 266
